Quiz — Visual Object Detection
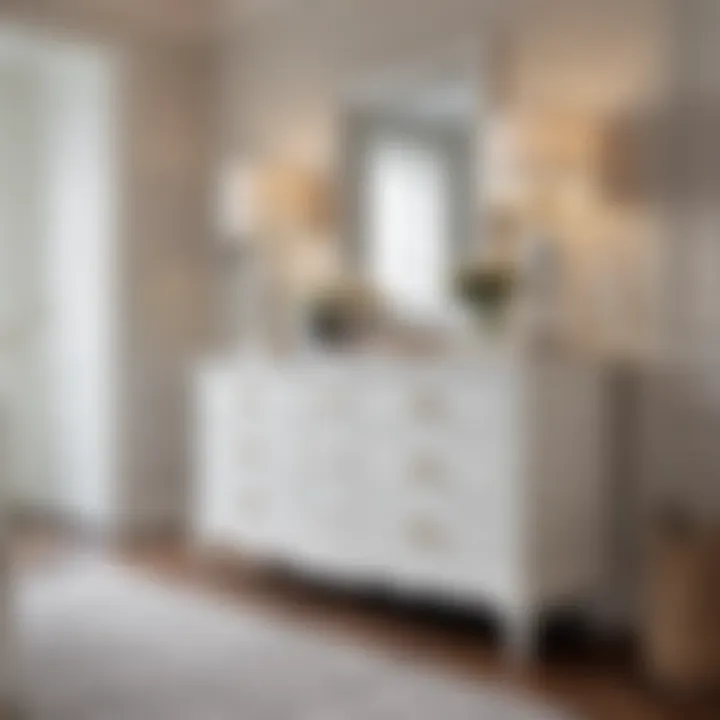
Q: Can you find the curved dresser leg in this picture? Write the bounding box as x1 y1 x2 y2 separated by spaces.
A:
504 605 540 666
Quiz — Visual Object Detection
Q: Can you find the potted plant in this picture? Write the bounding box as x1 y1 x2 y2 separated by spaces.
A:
305 280 378 349
454 264 516 331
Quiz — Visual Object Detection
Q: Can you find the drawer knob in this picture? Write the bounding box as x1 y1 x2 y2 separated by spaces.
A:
411 390 446 422
410 456 446 488
406 516 446 552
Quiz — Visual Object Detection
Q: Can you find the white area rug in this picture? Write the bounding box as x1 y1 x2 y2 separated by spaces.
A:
17 561 572 720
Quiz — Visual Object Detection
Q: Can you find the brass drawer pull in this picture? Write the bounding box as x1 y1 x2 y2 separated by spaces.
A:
410 455 447 488
406 516 446 552
411 390 446 422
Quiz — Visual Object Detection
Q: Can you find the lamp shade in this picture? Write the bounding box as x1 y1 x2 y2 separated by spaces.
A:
261 164 330 235
219 160 331 241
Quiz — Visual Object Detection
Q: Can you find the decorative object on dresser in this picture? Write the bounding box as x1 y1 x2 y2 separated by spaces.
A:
454 264 516 332
304 279 378 349
643 508 720 695
194 354 607 662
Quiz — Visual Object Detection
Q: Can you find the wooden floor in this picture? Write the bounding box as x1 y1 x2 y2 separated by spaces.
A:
14 531 719 720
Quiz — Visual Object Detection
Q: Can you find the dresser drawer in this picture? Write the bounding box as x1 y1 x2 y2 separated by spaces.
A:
372 504 517 599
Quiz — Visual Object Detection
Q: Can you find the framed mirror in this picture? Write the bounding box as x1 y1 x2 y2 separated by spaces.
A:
340 50 482 326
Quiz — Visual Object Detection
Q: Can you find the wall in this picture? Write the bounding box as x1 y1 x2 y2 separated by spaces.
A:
120 43 217 534
0 6 218 536
0 59 48 509
635 0 720 524
226 0 486 168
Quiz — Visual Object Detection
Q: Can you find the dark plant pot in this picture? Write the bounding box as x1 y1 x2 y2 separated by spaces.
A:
455 268 515 334
309 308 355 347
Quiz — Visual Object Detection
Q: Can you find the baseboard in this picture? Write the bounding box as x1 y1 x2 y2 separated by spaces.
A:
10 503 192 557
115 518 188 551
9 504 115 548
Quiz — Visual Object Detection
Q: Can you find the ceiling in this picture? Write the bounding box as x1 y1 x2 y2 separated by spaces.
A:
0 0 223 43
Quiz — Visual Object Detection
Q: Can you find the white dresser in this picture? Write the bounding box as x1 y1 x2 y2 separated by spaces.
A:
194 351 607 658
